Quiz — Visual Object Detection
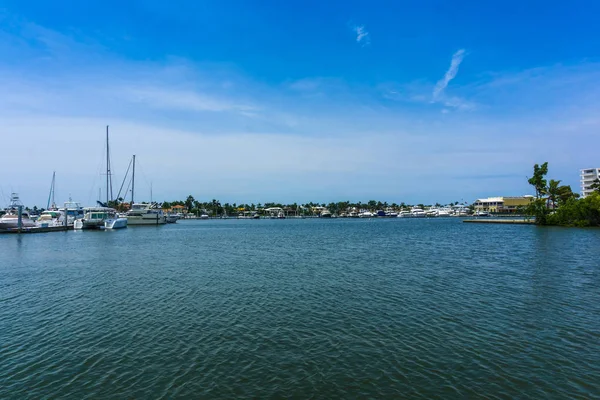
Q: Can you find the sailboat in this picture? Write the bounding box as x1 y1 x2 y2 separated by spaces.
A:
74 126 127 230
37 172 84 227
124 155 166 225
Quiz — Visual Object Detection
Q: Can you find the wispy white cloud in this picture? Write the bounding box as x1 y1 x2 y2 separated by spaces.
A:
352 25 370 46
433 49 466 101
123 86 256 113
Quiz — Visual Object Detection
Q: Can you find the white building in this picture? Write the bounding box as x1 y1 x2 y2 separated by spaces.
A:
580 168 600 198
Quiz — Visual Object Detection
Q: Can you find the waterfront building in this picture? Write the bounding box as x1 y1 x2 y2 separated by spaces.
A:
580 168 600 198
473 196 534 213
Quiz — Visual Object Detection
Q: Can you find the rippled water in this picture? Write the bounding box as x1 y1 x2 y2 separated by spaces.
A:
1 218 599 398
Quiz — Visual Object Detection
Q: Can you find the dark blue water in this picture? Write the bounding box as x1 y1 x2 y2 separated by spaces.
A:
1 219 599 398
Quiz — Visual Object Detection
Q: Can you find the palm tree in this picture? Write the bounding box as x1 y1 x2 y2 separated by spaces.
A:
548 179 561 209
185 195 195 211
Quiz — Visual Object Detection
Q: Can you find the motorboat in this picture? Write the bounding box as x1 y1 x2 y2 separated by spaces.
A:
0 193 36 230
438 208 452 217
125 203 166 225
359 211 373 218
200 214 209 219
74 207 127 230
411 208 426 218
63 200 85 223
453 205 471 217
35 210 65 227
398 210 412 218
475 211 491 217
166 214 179 223
320 209 332 218
426 209 439 217
104 216 128 229
41 199 84 226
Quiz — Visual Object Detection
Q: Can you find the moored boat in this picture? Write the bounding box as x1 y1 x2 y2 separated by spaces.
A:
166 214 179 223
0 193 36 230
35 210 65 227
74 207 127 230
398 210 412 218
411 208 426 218
125 203 167 225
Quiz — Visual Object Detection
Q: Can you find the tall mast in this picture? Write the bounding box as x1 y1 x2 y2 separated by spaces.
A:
51 171 55 208
106 125 110 204
47 171 55 209
131 155 136 205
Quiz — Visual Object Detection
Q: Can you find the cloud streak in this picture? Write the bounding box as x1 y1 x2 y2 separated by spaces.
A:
352 25 370 46
433 49 466 101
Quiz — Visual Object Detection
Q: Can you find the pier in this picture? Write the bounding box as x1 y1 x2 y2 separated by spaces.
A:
463 219 535 225
0 225 73 234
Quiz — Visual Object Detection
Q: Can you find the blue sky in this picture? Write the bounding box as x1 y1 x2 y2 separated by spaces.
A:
1 1 599 206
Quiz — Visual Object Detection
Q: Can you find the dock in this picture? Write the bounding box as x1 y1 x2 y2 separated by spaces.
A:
463 219 535 225
0 225 74 234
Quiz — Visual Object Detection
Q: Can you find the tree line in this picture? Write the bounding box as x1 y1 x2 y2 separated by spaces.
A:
160 196 469 216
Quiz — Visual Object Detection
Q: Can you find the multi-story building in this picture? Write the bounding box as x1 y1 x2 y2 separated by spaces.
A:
580 168 600 198
473 196 534 213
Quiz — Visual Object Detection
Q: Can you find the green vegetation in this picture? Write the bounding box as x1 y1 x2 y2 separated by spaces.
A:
157 197 467 217
526 163 599 227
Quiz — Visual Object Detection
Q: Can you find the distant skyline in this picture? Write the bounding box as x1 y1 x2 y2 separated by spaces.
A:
1 1 599 206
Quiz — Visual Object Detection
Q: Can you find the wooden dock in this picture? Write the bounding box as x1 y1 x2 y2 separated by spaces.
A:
463 219 535 225
0 225 73 234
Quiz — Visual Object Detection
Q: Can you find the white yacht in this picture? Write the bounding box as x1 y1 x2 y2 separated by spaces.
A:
165 214 179 223
0 193 36 230
74 207 127 230
426 209 439 217
398 210 412 218
41 199 84 227
438 208 452 217
125 203 166 225
359 211 373 218
35 210 65 227
104 215 128 229
320 209 332 218
411 208 426 218
453 205 471 217
63 200 85 224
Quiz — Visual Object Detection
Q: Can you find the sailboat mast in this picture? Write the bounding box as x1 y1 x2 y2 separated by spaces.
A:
47 171 55 209
131 155 135 205
106 125 110 205
51 171 55 208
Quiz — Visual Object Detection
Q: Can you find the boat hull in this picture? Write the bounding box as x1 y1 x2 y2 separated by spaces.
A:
105 218 128 229
126 216 167 225
0 219 36 230
77 219 105 230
